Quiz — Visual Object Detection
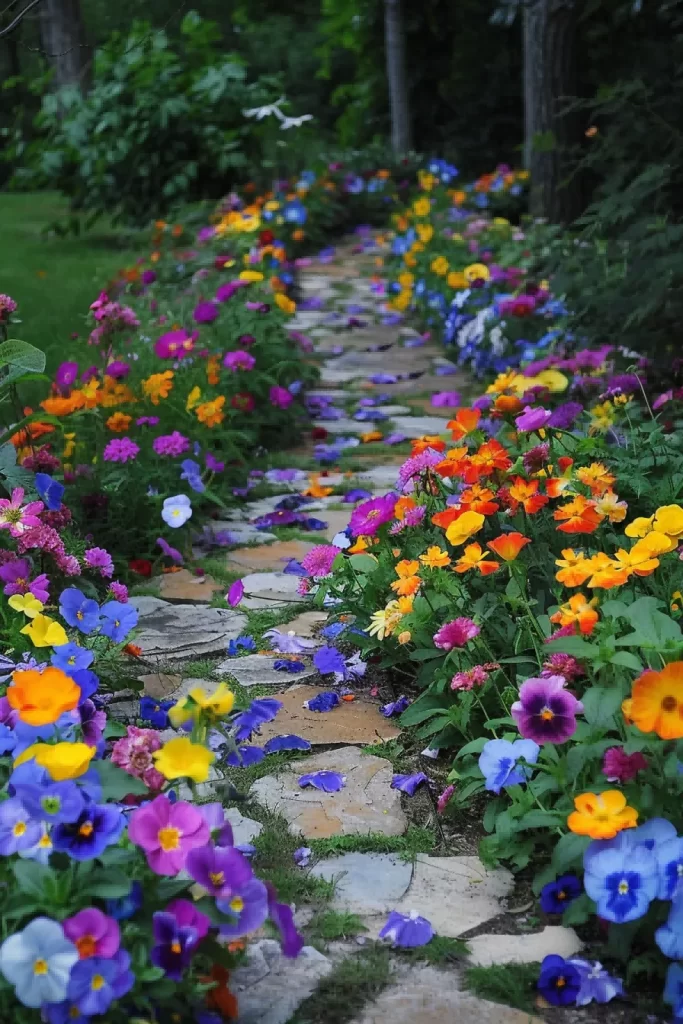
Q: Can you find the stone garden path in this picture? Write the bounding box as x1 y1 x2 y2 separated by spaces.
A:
122 237 579 1022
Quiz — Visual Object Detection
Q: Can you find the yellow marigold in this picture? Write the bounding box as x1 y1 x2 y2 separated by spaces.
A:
275 293 296 314
431 256 449 276
196 396 226 428
106 412 132 433
143 371 174 405
417 223 434 244
413 197 430 217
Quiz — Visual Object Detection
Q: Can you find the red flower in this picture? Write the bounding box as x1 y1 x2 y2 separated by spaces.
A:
128 559 152 577
259 230 275 245
231 392 254 413
312 427 328 440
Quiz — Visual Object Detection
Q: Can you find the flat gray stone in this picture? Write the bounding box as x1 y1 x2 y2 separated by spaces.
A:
350 966 543 1024
217 523 277 545
240 572 308 608
387 416 451 439
355 466 400 488
213 653 318 687
107 700 139 722
232 940 332 1024
129 596 247 661
250 746 407 839
311 853 413 914
277 610 327 638
391 855 513 938
326 418 380 435
378 404 412 416
466 925 583 967
225 806 263 847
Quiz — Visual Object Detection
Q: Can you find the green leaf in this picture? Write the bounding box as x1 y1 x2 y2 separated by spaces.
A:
349 554 378 574
0 338 46 374
544 636 600 658
609 651 643 671
562 892 595 926
399 695 451 726
455 737 488 759
13 860 51 898
517 809 565 829
582 685 624 729
408 649 444 662
93 760 148 799
89 868 132 898
551 832 590 872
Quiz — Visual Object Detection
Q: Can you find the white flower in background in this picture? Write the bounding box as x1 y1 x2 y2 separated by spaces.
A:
243 97 313 130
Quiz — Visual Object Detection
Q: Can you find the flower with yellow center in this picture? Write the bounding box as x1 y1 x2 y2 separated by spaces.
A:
142 371 174 405
567 791 638 840
419 546 450 569
628 662 683 739
445 510 485 547
554 549 592 587
575 462 615 496
8 593 44 619
464 263 490 283
15 741 95 780
447 271 468 290
454 542 500 575
154 737 216 784
169 684 235 727
594 490 628 523
20 614 68 648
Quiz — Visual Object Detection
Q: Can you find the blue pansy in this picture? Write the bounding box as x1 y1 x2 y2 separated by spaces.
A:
226 746 265 768
59 588 100 634
664 963 683 1019
656 889 683 959
478 738 540 794
583 832 659 923
139 696 174 729
99 601 138 643
51 643 94 675
655 834 683 900
35 472 64 511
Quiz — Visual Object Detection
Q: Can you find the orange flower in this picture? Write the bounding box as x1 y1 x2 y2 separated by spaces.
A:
431 507 463 529
576 462 615 495
303 478 334 498
348 536 370 554
555 549 592 587
507 477 549 515
493 394 523 414
585 552 630 590
459 484 499 516
464 439 512 483
419 546 450 569
594 490 628 523
545 456 574 498
567 791 638 840
7 667 81 726
629 662 683 739
550 592 599 635
11 421 55 447
411 435 446 455
435 447 469 479
486 532 531 561
447 408 481 441
142 371 174 405
360 431 383 443
206 356 221 386
394 559 420 578
390 574 421 596
553 495 603 534
106 412 132 433
196 396 226 428
275 293 296 314
454 542 500 575
394 496 417 520
40 394 85 417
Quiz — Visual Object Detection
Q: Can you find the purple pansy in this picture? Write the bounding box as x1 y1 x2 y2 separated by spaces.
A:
298 771 345 792
226 746 266 768
391 773 429 796
313 647 346 677
511 675 583 744
263 629 317 654
379 910 434 948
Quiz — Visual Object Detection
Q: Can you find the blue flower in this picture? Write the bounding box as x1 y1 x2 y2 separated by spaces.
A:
67 949 134 1016
139 696 173 728
35 473 64 511
99 601 138 643
304 691 340 713
50 643 94 675
0 724 16 756
298 770 345 792
321 621 346 640
52 804 125 860
232 698 282 742
478 738 540 794
0 916 78 1009
264 735 311 754
655 834 683 900
539 874 582 914
313 646 346 677
583 832 659 923
226 746 265 768
391 773 429 796
381 695 410 717
71 669 98 704
537 955 582 1006
180 459 205 493
226 636 256 656
664 963 683 1019
13 780 85 824
106 880 143 920
273 659 306 673
59 588 100 634
0 798 42 855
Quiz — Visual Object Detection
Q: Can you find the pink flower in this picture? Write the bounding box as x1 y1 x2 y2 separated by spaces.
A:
64 908 120 959
84 547 114 578
437 784 454 814
433 617 480 650
397 450 442 492
0 293 18 317
128 794 210 875
431 391 461 408
154 329 197 359
300 545 340 578
653 391 673 411
223 350 256 371
103 438 140 463
227 579 244 607
270 385 294 409
0 488 44 538
541 653 584 683
193 301 219 324
109 581 129 603
111 725 165 791
514 406 552 432
297 577 312 596
450 664 490 691
349 494 397 536
602 747 647 784
16 521 64 557
153 432 190 457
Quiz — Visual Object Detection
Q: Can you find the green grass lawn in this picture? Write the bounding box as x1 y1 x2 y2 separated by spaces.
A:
0 192 143 371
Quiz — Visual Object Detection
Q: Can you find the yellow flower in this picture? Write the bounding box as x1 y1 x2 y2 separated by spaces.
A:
196 396 225 428
169 684 235 727
360 430 383 443
153 737 215 784
417 223 434 244
8 593 45 619
142 371 174 405
16 741 96 780
419 546 450 568
594 491 628 523
431 256 449 276
20 614 68 648
447 271 468 290
186 386 202 412
533 369 569 393
368 609 388 639
625 515 654 539
397 630 412 645
653 504 683 540
391 290 412 312
445 510 485 547
275 293 296 314
398 271 414 289
413 197 430 217
589 400 614 432
239 270 264 282
464 263 490 283
63 433 76 459
348 536 370 554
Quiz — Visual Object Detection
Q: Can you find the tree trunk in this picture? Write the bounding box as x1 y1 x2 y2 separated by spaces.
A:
384 0 412 155
39 0 88 91
523 0 581 224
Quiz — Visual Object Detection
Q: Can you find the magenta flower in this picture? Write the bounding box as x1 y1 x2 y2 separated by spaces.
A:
193 301 219 324
349 493 397 536
103 438 140 463
109 581 128 603
541 653 584 683
227 579 244 607
431 391 461 408
0 558 49 602
300 545 340 578
397 450 442 492
514 406 552 432
84 547 114 578
270 385 294 409
111 725 165 792
55 360 79 393
136 416 160 427
216 281 248 302
0 293 18 317
223 350 255 371
128 795 210 875
63 908 120 959
433 617 480 650
105 360 130 379
154 329 197 360
450 664 491 691
602 747 648 783
205 452 224 473
153 432 190 457
157 537 183 563
0 488 43 538
511 675 583 745
437 784 454 814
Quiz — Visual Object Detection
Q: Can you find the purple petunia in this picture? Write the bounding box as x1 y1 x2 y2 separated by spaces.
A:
391 773 429 796
511 675 583 745
298 771 346 792
379 910 434 948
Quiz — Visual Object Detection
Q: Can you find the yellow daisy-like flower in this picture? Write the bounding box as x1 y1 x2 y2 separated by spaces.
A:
419 546 450 568
169 684 235 727
8 593 44 618
154 737 215 784
368 609 388 640
20 614 68 648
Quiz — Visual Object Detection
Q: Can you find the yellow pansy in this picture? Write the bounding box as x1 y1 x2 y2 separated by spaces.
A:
624 515 654 539
153 737 215 784
20 614 68 648
15 741 96 780
653 505 683 540
275 293 296 314
8 594 44 618
417 223 434 244
239 270 264 282
533 369 569 393
447 271 468 290
412 197 430 217
464 263 490 283
168 683 235 727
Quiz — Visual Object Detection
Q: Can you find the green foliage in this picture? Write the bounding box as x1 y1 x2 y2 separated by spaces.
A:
464 962 539 1013
290 946 393 1024
309 910 367 941
310 827 436 860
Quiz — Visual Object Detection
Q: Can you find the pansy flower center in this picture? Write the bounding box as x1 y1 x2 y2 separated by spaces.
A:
555 976 566 988
91 974 105 991
170 940 182 954
13 821 27 837
33 958 48 976
209 871 225 887
661 694 677 713
158 825 181 851
540 706 555 721
76 935 97 958
618 879 630 895
230 896 244 913
79 822 94 838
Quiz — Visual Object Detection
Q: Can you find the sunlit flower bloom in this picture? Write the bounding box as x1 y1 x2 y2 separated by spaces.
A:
18 741 95 781
0 917 78 1008
575 462 615 495
512 675 583 744
349 494 397 536
433 617 480 650
169 684 235 727
553 495 603 534
128 795 210 875
453 542 499 575
550 592 599 634
153 736 216 783
507 477 548 515
445 510 485 547
419 546 450 568
653 504 683 540
0 488 44 538
161 494 192 528
20 614 69 648
584 552 630 590
629 662 683 739
555 549 592 587
447 408 481 440
515 406 551 432
196 396 226 427
142 370 174 404
8 592 44 618
568 791 638 840
594 490 628 523
7 667 80 726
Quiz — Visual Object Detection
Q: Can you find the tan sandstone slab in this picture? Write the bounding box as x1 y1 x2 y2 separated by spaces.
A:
255 685 401 746
321 509 352 541
225 539 317 574
278 610 328 637
249 745 407 839
350 966 542 1024
138 673 182 699
466 925 583 967
158 569 222 603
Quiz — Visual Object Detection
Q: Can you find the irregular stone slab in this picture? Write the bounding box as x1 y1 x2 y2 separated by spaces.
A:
213 653 318 688
350 966 543 1024
239 572 308 608
158 569 221 604
311 853 413 914
466 925 583 967
107 700 139 723
211 523 277 545
278 610 327 638
225 806 263 847
378 404 412 416
254 685 401 746
250 746 407 839
325 418 377 435
321 509 352 541
232 939 332 1024
225 539 317 574
355 466 400 488
138 672 182 699
392 855 513 938
321 366 371 385
388 416 451 439
129 596 247 661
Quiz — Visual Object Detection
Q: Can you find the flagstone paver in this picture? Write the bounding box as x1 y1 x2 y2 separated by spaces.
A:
239 572 308 608
278 609 328 637
321 509 352 540
225 539 318 574
250 746 407 839
138 672 182 698
388 415 453 438
310 852 413 914
224 806 263 847
232 940 333 1024
206 522 277 545
466 925 583 967
213 653 319 687
253 685 401 746
157 568 222 603
129 596 247 661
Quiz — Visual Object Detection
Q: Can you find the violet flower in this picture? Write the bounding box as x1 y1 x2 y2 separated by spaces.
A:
294 847 312 867
567 959 625 1006
313 647 346 677
348 494 397 536
433 618 480 650
263 735 311 754
511 675 583 744
391 773 429 796
264 628 317 655
226 746 265 768
379 910 434 948
304 691 340 713
156 537 183 563
381 696 410 717
227 580 244 607
514 406 552 432
298 770 345 792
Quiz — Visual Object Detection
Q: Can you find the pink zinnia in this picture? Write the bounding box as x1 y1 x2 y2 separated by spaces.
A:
450 664 490 691
193 300 219 324
111 726 165 791
223 349 256 371
433 617 480 650
153 432 190 457
541 653 584 683
109 581 129 603
84 546 114 578
0 487 44 538
602 746 647 784
128 794 210 875
301 544 340 578
270 385 294 409
103 438 140 463
349 493 397 536
0 293 18 317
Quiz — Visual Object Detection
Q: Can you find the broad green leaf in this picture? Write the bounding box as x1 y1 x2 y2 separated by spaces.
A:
582 685 624 730
93 760 148 799
0 338 46 374
544 636 600 658
349 554 378 574
609 651 643 671
551 831 590 872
